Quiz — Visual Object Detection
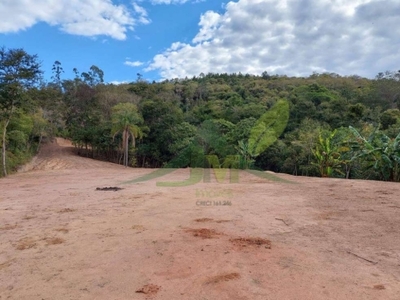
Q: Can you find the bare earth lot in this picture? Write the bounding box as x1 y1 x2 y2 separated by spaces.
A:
1 139 399 300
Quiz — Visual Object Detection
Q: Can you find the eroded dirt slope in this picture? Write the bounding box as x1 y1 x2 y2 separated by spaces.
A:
18 138 117 172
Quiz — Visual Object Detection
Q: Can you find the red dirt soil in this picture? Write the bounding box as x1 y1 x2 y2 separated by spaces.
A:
0 138 400 299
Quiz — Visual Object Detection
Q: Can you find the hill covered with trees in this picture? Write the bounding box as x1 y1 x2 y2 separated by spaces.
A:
1 47 400 181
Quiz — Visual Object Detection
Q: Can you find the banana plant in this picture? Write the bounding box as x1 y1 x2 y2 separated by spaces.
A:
235 140 255 169
349 126 400 181
312 129 344 177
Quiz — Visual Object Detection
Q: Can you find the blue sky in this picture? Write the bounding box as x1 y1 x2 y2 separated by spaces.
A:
1 0 399 84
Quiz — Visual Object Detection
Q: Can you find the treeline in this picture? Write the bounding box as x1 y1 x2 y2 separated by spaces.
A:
1 47 400 181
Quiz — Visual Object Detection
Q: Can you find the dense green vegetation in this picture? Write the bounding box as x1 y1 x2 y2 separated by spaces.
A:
1 47 400 181
0 47 43 176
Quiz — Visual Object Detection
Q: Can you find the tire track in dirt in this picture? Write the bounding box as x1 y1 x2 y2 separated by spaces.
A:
19 138 122 172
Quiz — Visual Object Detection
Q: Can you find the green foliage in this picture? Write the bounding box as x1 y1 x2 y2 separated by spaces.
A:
227 117 256 145
380 109 400 130
294 83 338 106
137 98 184 167
312 130 344 177
235 140 255 169
3 48 400 183
248 99 289 157
0 47 42 176
349 126 400 181
279 118 323 176
168 122 197 155
7 111 33 151
369 71 400 109
111 103 144 167
196 119 232 159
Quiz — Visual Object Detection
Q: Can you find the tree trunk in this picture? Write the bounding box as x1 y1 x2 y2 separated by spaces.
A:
2 118 10 177
124 130 129 167
36 133 43 153
345 165 351 179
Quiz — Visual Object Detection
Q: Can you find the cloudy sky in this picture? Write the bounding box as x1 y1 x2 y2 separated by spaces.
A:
0 0 399 83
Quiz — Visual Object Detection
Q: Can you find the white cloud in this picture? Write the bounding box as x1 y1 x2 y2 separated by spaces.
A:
125 60 144 67
109 80 130 85
149 0 205 4
193 11 221 43
147 0 400 79
150 0 190 4
0 0 150 40
133 2 150 25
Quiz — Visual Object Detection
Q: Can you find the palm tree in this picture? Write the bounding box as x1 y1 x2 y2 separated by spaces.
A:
111 103 144 167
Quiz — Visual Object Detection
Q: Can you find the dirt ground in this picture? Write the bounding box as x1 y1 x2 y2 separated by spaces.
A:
0 138 399 300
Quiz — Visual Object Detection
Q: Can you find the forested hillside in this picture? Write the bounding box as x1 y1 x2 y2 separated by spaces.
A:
1 47 400 181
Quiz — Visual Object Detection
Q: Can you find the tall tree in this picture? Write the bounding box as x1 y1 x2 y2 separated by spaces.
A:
51 60 64 90
0 47 42 176
111 103 144 167
81 65 104 87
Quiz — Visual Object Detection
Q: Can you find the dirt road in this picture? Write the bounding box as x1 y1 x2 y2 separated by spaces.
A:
1 139 399 299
